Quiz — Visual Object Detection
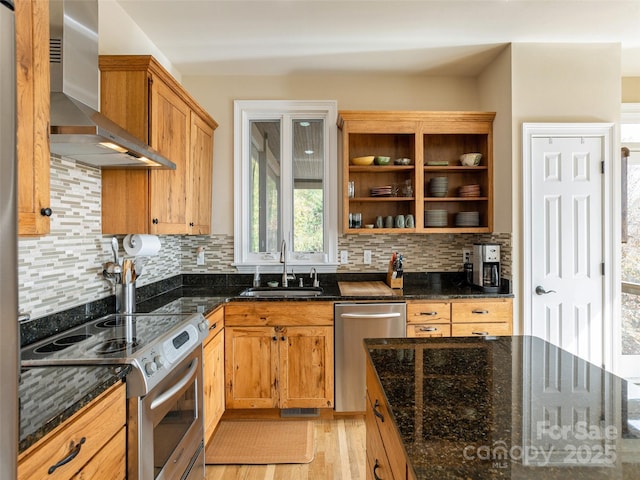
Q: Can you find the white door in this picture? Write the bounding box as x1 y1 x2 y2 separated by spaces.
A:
523 123 616 368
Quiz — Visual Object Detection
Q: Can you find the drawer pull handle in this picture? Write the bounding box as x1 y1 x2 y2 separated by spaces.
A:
419 311 437 316
419 327 438 332
48 437 86 474
472 309 489 315
373 399 385 422
472 331 489 336
373 459 382 480
209 322 217 330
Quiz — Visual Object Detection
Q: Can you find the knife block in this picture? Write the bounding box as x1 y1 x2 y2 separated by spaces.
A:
386 262 403 289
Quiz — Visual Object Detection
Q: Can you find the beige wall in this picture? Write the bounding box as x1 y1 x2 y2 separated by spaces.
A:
478 45 513 234
184 74 481 235
623 77 640 102
510 43 622 332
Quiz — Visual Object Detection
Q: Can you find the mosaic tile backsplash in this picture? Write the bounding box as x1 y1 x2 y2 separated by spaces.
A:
18 158 512 320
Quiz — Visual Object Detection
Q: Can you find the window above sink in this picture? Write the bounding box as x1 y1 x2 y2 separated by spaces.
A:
233 100 339 274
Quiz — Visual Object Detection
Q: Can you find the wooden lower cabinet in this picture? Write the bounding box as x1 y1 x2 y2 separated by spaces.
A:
366 360 408 480
224 302 334 410
18 382 126 480
203 307 225 444
407 298 512 338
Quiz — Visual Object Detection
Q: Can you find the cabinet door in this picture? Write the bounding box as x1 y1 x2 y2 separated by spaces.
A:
224 327 278 409
279 326 334 408
16 0 51 236
188 112 213 234
148 79 190 234
204 329 225 443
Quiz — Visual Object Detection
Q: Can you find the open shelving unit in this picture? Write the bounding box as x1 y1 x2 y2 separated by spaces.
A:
338 111 495 234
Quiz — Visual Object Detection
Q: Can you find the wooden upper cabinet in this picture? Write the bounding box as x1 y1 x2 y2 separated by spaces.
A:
189 112 214 234
16 0 51 236
99 55 217 235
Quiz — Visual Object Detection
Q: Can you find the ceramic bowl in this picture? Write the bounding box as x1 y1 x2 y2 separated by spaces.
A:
351 155 375 166
374 156 391 165
394 157 412 165
460 153 482 166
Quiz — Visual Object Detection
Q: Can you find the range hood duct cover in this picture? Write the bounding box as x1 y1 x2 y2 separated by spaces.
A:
48 0 175 169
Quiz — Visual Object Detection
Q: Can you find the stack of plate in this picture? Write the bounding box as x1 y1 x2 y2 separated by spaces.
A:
458 184 481 197
429 177 448 197
455 211 480 227
370 185 394 197
425 209 448 227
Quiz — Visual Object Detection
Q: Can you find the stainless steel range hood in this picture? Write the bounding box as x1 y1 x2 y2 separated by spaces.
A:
49 0 175 169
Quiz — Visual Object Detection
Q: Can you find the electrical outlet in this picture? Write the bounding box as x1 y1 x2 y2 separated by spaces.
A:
363 250 372 264
196 246 205 266
340 250 349 264
462 248 471 264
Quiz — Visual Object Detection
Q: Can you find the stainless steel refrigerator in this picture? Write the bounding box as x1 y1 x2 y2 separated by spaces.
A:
0 0 18 478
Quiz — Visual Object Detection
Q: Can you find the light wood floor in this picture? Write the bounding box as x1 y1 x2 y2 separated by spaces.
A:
205 417 366 480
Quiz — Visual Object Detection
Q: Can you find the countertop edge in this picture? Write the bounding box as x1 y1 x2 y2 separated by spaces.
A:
19 365 130 454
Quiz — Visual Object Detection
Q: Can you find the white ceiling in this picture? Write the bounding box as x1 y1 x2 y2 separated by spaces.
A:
116 0 640 77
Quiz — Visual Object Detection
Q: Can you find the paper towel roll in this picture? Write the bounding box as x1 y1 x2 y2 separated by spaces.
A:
123 234 161 256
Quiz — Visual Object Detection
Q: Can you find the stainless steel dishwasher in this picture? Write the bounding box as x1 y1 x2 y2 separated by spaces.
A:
334 302 406 412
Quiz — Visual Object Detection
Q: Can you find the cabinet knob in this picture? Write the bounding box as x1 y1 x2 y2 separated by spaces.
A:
189 222 194 227
152 218 159 224
281 336 286 341
272 336 277 342
40 207 52 217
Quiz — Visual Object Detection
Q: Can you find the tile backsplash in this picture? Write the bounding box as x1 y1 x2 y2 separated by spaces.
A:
19 158 512 320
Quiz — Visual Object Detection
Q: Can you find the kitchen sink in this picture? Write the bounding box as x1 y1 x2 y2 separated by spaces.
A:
239 287 324 298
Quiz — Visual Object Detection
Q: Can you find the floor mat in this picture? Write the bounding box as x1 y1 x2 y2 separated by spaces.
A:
205 420 315 465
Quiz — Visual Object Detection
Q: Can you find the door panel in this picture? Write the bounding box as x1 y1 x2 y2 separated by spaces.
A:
528 132 605 365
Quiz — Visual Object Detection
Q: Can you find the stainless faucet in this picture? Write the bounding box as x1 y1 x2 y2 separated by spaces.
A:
280 239 296 287
310 267 319 287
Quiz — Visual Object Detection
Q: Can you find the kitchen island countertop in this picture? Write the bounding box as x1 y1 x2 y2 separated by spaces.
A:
365 336 640 479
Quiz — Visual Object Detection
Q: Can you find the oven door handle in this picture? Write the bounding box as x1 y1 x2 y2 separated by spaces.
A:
150 357 199 411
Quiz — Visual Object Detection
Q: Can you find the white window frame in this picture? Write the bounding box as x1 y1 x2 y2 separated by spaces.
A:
233 100 339 274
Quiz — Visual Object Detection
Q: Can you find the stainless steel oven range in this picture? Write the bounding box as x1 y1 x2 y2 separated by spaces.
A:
21 311 210 480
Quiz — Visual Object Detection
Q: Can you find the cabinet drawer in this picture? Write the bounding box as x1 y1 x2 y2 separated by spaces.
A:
70 427 126 480
225 302 334 326
451 300 512 323
451 322 512 337
204 305 224 346
19 382 126 480
406 302 450 324
366 361 406 480
365 392 397 480
407 323 451 337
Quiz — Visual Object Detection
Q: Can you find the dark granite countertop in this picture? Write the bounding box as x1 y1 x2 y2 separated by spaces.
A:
19 364 130 453
365 336 640 479
18 272 512 457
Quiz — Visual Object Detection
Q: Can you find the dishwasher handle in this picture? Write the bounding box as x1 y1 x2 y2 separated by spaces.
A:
339 312 402 319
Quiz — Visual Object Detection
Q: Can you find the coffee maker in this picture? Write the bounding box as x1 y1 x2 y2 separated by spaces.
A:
472 243 501 293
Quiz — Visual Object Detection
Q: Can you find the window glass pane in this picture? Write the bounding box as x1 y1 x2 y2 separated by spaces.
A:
250 120 281 253
292 119 324 252
622 160 640 355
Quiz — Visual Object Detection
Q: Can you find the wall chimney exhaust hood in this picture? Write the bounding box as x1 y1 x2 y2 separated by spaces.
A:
49 0 175 169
